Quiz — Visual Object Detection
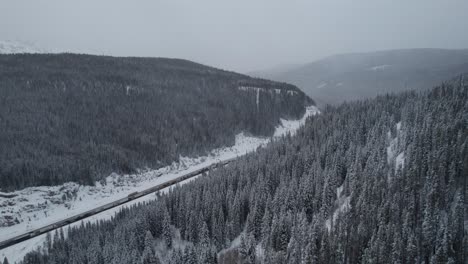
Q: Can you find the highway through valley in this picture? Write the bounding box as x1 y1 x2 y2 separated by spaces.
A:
0 158 235 250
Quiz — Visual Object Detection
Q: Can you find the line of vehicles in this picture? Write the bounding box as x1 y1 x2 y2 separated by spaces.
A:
0 157 236 250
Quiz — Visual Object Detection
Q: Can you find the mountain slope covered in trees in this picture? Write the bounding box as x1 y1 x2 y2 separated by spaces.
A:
0 53 313 190
18 79 467 263
254 49 468 106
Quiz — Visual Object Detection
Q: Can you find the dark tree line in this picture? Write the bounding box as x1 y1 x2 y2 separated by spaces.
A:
17 81 467 264
0 54 312 191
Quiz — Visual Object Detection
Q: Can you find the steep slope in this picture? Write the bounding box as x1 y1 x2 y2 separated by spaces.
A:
0 53 313 190
17 78 467 263
258 48 468 105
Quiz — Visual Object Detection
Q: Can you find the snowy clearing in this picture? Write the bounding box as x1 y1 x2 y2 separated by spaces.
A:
0 106 319 263
386 122 405 171
325 183 351 232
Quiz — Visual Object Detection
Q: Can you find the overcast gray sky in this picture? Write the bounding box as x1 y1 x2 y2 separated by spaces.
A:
1 0 468 72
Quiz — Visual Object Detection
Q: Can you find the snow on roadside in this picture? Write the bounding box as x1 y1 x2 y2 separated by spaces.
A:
0 105 319 263
0 175 202 264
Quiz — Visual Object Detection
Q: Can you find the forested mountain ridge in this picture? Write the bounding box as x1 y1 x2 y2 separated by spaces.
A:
0 53 313 191
19 78 467 263
255 48 468 106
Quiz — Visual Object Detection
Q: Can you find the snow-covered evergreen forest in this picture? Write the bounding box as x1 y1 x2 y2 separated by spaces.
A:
0 54 312 191
16 80 467 264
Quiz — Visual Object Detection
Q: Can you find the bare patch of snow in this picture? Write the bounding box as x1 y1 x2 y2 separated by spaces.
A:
368 64 391 71
125 85 131 95
238 86 298 96
325 196 351 232
395 152 405 170
387 122 402 164
336 185 344 199
256 88 260 111
238 86 256 92
218 233 243 257
387 121 406 180
317 82 327 89
325 183 350 232
274 106 319 137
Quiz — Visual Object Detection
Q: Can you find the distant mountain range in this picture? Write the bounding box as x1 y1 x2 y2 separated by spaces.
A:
252 49 468 105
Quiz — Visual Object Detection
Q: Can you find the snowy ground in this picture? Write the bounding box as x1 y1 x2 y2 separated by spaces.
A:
325 184 351 232
386 122 405 172
0 106 319 263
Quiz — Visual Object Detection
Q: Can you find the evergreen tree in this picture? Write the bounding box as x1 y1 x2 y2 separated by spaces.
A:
162 207 172 248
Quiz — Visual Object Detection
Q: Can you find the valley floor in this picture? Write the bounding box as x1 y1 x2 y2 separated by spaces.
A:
0 106 318 263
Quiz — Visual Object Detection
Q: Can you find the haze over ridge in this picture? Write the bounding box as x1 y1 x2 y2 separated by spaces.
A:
1 0 468 72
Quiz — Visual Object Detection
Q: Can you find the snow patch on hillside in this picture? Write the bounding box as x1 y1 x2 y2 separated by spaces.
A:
325 197 351 232
256 88 260 110
369 64 391 71
0 106 319 263
317 82 327 89
218 234 242 256
238 86 298 96
274 106 319 137
386 122 405 171
395 152 405 170
325 183 350 232
336 185 344 198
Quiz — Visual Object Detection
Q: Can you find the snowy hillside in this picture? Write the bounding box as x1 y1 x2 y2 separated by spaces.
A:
0 106 319 263
0 40 44 54
0 53 312 191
